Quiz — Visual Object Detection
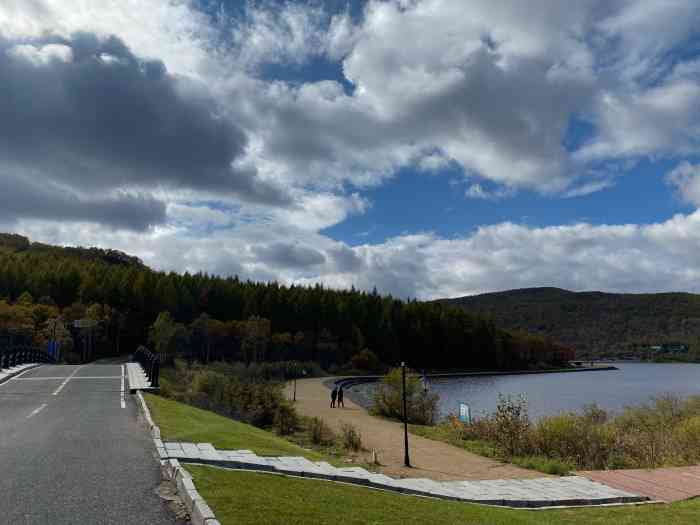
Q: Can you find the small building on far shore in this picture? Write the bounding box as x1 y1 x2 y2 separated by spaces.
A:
647 343 689 354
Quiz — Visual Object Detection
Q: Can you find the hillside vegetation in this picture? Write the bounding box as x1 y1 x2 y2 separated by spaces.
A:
440 287 700 359
0 233 572 370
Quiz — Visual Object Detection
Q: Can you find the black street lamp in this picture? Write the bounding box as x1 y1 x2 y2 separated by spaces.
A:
402 361 411 468
292 364 307 402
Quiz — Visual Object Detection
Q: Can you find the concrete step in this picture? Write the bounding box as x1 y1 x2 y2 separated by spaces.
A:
156 442 649 508
126 362 152 392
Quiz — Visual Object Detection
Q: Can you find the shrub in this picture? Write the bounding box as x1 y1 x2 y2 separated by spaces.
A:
309 416 335 445
372 368 440 425
673 416 700 463
493 394 531 458
273 402 299 436
511 455 573 476
339 423 363 452
350 349 381 372
159 360 300 432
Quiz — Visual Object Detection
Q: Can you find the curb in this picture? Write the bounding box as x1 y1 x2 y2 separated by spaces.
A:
134 391 221 525
0 363 42 385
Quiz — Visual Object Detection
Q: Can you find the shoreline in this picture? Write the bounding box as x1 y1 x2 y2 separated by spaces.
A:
324 366 619 413
329 365 618 389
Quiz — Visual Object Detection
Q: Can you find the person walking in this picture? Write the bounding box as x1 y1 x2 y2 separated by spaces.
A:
337 385 344 408
330 386 338 408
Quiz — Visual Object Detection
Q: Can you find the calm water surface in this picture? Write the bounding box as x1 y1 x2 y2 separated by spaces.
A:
429 363 700 420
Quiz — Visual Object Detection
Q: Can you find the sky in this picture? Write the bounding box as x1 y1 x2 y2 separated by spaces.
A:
2 1 700 300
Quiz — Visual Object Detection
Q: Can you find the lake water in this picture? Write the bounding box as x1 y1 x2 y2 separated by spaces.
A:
426 363 700 420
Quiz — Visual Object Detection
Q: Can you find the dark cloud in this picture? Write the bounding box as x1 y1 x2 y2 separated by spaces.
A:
252 242 326 268
0 32 291 230
0 171 165 231
327 245 363 273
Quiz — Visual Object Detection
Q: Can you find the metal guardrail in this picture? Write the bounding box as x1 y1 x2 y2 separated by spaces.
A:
0 346 55 369
134 346 160 388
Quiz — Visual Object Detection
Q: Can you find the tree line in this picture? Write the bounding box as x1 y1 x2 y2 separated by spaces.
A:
0 234 574 370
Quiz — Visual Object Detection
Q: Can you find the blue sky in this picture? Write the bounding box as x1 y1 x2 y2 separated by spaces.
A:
3 1 700 299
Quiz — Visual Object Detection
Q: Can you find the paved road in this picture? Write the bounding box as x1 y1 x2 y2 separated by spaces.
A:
0 364 177 525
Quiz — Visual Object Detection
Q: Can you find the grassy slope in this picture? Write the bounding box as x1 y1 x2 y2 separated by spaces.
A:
145 394 700 524
189 466 700 525
144 393 324 460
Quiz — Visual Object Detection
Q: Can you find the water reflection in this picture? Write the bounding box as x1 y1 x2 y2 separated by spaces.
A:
430 363 700 420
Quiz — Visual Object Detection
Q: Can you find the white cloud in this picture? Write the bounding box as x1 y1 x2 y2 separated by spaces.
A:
10 208 700 301
8 43 72 65
4 0 700 300
667 162 700 207
465 184 513 201
575 80 700 161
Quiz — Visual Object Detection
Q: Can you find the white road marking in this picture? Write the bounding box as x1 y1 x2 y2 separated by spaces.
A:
120 365 126 409
14 376 121 380
52 366 83 396
27 403 47 419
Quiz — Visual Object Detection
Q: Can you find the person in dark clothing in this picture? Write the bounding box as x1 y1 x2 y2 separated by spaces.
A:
331 386 338 408
337 386 344 408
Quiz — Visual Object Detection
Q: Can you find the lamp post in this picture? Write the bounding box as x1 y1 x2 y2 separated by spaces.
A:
402 361 411 468
293 366 298 402
293 365 307 402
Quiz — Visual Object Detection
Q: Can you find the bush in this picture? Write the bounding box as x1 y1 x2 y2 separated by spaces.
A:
493 394 531 458
309 416 335 445
437 394 700 471
159 360 301 432
673 416 700 463
372 368 440 425
350 349 381 372
339 423 363 452
511 455 573 476
274 402 299 436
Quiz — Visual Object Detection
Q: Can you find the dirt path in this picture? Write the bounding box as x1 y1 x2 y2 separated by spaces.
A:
286 377 543 481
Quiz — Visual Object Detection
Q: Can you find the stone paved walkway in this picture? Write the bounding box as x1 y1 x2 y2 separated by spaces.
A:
158 441 648 508
580 466 700 502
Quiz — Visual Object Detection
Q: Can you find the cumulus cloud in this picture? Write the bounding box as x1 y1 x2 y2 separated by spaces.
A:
0 32 291 230
465 184 513 201
575 80 700 161
8 204 700 301
0 171 165 231
667 162 700 207
3 0 700 299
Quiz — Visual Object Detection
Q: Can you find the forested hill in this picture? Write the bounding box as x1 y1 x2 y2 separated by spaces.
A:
0 234 572 370
439 287 700 358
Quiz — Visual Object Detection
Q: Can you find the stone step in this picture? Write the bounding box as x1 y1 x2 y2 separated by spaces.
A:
157 442 649 508
126 362 152 391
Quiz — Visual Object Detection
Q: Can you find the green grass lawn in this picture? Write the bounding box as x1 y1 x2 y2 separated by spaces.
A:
144 393 324 460
188 466 700 525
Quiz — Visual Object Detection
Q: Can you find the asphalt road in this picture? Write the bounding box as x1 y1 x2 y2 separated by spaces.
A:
0 364 178 525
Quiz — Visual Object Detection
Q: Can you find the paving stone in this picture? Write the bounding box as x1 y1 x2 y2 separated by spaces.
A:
169 443 648 508
181 443 202 458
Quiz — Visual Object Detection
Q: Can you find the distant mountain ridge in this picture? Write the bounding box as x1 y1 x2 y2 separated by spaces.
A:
439 287 700 358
